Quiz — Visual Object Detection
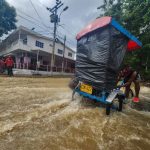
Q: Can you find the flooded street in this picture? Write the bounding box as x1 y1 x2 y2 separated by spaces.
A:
0 77 149 150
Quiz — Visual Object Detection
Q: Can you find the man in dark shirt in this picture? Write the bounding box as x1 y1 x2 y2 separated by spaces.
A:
118 65 141 102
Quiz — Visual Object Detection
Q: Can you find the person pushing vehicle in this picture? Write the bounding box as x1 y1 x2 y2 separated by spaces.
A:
117 65 141 103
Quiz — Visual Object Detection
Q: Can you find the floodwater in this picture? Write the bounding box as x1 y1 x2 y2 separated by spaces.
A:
0 77 149 150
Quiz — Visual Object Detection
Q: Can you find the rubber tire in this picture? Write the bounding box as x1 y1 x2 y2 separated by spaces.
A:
106 104 111 115
118 99 123 112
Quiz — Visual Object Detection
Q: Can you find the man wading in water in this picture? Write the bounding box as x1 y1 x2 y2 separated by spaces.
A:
118 65 141 103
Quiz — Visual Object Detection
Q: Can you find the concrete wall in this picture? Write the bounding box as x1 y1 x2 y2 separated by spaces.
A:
27 35 52 54
13 69 74 77
26 34 75 60
0 30 75 61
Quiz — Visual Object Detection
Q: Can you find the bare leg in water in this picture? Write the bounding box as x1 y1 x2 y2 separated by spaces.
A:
134 80 140 98
125 84 131 98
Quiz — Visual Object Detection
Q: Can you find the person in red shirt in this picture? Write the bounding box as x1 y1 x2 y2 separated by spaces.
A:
5 56 14 76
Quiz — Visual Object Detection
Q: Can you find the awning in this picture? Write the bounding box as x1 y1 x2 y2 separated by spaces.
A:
76 16 142 51
3 53 15 57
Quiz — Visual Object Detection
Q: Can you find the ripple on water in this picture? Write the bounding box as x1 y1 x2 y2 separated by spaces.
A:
0 81 150 150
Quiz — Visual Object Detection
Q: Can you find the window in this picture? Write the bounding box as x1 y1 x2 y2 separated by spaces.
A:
43 61 48 65
35 41 44 48
58 49 63 55
68 52 72 57
39 56 42 60
23 38 27 45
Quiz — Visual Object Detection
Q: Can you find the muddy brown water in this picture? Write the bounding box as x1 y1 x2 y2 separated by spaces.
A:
0 77 149 150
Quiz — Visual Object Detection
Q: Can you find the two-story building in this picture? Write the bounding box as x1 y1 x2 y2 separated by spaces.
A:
0 26 75 73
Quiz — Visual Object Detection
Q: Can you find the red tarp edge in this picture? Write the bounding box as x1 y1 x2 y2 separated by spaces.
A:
76 16 142 51
127 40 141 51
76 16 112 40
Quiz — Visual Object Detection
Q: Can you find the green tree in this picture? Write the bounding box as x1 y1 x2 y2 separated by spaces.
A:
123 0 150 79
0 0 17 37
98 0 150 80
98 0 124 23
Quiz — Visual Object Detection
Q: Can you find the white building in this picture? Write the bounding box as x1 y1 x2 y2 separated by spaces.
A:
0 26 75 73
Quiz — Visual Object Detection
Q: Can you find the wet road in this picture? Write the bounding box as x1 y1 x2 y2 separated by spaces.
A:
0 77 149 150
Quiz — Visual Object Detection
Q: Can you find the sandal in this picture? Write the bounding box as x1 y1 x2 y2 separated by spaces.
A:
132 97 140 103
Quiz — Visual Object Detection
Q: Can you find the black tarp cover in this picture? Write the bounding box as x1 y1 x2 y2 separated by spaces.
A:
76 26 128 92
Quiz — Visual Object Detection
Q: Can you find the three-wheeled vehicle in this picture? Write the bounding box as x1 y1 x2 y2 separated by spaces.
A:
71 16 142 115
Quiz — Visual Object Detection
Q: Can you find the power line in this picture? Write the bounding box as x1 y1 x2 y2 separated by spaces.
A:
58 25 76 39
17 14 50 31
58 24 76 37
36 29 53 33
17 9 42 23
56 34 76 51
17 10 53 31
29 0 49 29
17 12 54 36
57 34 64 40
57 30 76 44
63 24 77 36
66 40 76 45
36 0 47 8
9 0 53 31
57 33 76 49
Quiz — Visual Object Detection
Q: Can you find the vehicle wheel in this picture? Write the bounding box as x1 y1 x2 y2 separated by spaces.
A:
118 98 123 111
106 104 111 115
72 90 76 101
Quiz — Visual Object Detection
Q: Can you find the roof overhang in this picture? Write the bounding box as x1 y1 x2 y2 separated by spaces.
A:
3 53 15 57
76 16 142 51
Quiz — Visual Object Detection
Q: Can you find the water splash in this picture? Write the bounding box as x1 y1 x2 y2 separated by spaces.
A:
0 77 149 150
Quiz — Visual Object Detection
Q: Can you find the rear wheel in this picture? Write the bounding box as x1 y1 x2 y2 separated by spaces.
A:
106 104 111 115
118 98 123 111
117 94 125 111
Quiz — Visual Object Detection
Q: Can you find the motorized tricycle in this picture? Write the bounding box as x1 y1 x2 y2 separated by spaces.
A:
71 16 142 115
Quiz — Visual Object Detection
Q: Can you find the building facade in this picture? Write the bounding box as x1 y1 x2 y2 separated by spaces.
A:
0 26 75 73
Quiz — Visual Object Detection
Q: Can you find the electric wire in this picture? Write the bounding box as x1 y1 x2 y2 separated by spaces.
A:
17 14 50 31
29 0 50 29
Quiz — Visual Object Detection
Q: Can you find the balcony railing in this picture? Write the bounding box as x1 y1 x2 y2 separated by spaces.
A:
14 63 75 73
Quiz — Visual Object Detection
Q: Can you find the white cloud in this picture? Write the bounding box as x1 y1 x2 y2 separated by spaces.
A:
5 0 103 50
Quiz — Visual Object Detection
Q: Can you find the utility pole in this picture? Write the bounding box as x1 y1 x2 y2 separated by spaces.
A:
62 35 66 72
47 0 68 74
51 9 57 73
47 0 63 73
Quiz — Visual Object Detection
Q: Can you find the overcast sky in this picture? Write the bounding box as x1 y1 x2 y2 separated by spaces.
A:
6 0 102 50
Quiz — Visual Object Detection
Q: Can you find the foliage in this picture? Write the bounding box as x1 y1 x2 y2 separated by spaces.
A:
98 0 150 80
99 0 124 23
0 0 17 37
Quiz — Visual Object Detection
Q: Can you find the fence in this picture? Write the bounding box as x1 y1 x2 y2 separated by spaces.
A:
14 63 75 73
